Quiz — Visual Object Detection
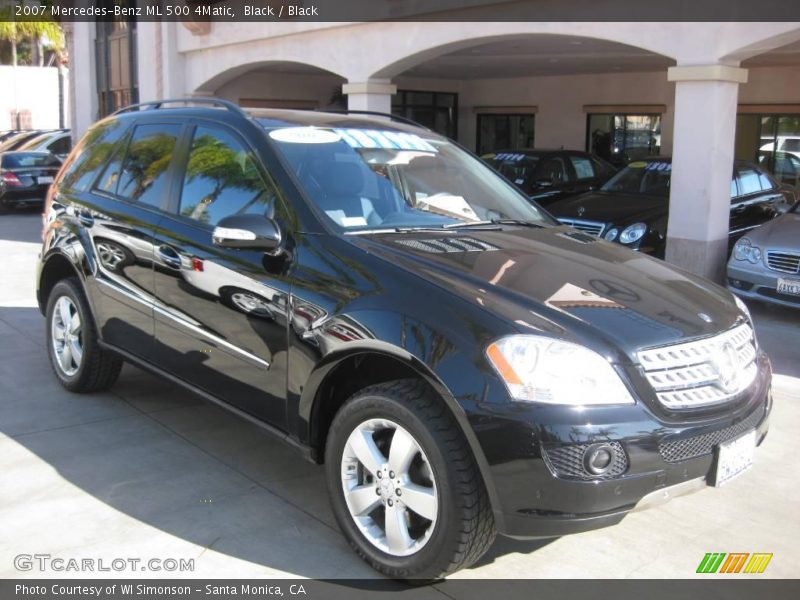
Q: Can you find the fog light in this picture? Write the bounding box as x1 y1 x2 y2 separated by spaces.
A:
584 443 616 475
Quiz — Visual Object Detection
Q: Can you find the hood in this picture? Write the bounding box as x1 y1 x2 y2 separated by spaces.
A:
349 226 741 363
547 191 667 225
745 210 800 249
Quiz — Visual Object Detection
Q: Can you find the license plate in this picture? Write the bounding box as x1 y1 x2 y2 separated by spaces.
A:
38 176 54 184
713 430 756 486
777 277 800 296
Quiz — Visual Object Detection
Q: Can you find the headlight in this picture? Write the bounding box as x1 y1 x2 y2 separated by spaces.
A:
733 294 751 320
733 238 762 264
486 335 635 405
604 227 619 241
619 223 647 244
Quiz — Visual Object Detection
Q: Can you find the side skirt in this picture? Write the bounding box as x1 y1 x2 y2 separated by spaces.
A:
98 340 317 464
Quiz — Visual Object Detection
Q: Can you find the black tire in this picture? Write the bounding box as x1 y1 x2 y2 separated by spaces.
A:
45 277 123 392
325 378 496 581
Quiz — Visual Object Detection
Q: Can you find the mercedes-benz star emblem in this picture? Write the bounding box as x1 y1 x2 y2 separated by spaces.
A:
577 206 586 217
712 342 740 394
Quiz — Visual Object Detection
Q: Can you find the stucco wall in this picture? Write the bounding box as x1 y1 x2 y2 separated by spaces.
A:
0 66 67 130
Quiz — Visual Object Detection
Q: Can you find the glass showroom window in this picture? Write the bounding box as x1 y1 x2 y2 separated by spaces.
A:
95 20 139 117
587 113 661 166
476 114 535 155
392 91 458 140
735 113 800 188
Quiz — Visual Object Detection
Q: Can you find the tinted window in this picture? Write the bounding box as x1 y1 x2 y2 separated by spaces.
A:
49 136 71 155
114 124 181 206
1 153 60 168
601 161 671 196
179 126 276 226
60 120 129 191
570 156 595 180
535 156 568 183
737 167 762 196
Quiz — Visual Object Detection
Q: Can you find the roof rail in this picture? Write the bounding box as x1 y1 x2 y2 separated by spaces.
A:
112 98 249 118
317 109 432 131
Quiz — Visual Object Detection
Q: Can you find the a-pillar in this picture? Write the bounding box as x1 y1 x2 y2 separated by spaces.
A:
665 64 748 282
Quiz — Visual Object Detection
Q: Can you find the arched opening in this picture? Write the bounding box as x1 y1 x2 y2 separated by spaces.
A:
195 61 347 112
377 33 675 159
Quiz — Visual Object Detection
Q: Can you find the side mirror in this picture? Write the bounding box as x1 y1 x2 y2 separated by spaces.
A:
536 178 554 188
212 214 282 253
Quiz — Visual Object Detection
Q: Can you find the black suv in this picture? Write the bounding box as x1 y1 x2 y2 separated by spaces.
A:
37 100 771 580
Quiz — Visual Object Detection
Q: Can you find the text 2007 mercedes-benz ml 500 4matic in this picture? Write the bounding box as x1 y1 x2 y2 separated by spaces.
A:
36 99 771 580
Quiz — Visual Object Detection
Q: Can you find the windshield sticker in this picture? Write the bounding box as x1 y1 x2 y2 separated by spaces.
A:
494 153 527 162
481 153 496 159
628 161 648 168
334 129 437 152
269 127 341 144
645 162 672 172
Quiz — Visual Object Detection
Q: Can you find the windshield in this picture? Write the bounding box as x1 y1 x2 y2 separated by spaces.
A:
265 125 552 231
481 152 539 187
601 161 672 196
1 152 60 168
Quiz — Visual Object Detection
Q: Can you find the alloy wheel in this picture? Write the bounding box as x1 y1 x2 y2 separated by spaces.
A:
340 418 438 557
51 296 83 376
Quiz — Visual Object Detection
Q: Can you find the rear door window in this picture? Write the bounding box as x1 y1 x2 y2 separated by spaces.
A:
569 155 595 180
736 167 763 196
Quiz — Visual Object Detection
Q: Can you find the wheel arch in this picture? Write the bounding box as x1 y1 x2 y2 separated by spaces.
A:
37 251 85 315
299 342 503 518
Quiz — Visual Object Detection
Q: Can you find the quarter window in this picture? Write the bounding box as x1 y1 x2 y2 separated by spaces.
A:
179 126 276 226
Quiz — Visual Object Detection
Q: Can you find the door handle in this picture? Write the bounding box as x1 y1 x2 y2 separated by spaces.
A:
157 246 183 270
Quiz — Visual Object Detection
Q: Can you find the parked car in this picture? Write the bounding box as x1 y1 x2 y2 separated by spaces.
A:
0 130 23 143
728 201 800 309
548 158 786 258
38 100 771 580
18 129 72 162
481 149 617 205
0 130 51 152
0 151 61 212
760 135 800 160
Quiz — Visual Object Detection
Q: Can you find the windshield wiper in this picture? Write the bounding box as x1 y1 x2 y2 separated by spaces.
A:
488 219 546 228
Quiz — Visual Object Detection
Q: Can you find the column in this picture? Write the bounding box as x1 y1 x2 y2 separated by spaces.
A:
665 64 748 282
67 21 98 139
342 80 397 114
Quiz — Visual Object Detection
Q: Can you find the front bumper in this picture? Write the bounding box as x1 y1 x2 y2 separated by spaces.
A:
478 353 772 539
728 262 800 309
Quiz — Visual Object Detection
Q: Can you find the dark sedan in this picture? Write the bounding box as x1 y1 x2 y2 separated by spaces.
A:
0 151 61 211
548 158 786 258
481 149 617 205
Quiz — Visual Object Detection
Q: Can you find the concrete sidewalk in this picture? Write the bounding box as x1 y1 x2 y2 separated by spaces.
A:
1 210 798 579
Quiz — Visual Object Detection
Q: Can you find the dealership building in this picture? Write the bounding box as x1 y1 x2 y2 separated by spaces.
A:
65 15 800 279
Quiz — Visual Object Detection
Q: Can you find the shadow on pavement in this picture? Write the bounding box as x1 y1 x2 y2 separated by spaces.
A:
0 305 554 579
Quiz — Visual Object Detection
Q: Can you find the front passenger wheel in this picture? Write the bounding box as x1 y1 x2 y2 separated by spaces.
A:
325 379 496 580
46 278 123 392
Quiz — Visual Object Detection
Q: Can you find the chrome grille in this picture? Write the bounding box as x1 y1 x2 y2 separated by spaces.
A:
558 218 605 238
766 251 800 274
637 323 757 410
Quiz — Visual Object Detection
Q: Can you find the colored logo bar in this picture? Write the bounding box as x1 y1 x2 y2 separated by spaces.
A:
697 553 773 574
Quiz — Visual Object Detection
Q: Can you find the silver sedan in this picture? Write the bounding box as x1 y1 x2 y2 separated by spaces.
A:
728 201 800 309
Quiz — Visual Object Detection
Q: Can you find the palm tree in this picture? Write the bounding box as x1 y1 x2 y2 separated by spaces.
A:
0 9 64 67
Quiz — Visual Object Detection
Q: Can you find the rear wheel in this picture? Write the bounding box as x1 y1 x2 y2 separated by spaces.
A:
46 278 123 392
325 379 495 580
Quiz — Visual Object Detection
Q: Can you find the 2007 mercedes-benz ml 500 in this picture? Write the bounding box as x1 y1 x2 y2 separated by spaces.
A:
37 100 771 580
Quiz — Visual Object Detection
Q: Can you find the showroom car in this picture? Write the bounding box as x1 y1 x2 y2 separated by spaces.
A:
37 100 771 580
481 149 617 205
547 158 789 258
18 129 73 162
728 201 800 308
